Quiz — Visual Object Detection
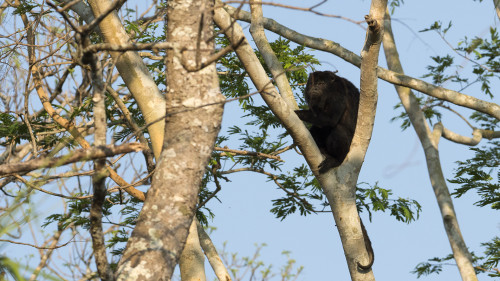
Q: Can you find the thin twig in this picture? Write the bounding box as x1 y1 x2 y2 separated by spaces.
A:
214 147 283 161
223 0 364 25
13 174 92 200
0 237 73 250
183 37 245 72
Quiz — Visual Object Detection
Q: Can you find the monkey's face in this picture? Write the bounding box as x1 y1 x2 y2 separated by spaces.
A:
304 71 339 113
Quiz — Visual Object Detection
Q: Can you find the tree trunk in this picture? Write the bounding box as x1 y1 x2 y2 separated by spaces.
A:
114 0 224 279
382 11 478 281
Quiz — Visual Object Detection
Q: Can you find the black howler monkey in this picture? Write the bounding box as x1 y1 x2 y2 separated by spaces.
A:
295 71 360 173
295 71 374 270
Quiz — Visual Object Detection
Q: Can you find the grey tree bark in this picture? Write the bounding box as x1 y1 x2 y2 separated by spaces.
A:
89 46 114 281
114 0 224 279
197 220 233 281
66 0 213 278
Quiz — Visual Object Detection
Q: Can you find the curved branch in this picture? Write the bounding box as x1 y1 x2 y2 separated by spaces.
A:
0 235 71 250
439 124 499 145
441 125 482 146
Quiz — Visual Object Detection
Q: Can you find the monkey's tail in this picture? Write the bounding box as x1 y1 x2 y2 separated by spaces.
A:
356 218 374 271
356 251 374 270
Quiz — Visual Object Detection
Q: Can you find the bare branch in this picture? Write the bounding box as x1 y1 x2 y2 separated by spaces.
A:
82 0 127 34
13 174 92 199
0 235 72 250
0 143 147 176
183 37 245 72
214 147 283 161
84 41 175 53
223 0 365 26
88 45 114 280
29 221 70 281
249 1 297 109
441 125 483 146
197 220 233 281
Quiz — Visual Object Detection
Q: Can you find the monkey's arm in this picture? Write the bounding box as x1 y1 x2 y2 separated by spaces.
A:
295 109 339 128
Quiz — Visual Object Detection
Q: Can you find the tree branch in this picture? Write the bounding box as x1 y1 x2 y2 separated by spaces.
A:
382 10 479 281
223 4 500 120
0 143 147 176
249 2 297 109
214 147 283 161
441 125 483 146
88 48 114 281
197 220 233 281
107 86 156 174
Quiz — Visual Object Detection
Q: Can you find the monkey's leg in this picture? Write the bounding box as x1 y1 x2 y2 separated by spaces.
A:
307 126 342 173
317 126 352 173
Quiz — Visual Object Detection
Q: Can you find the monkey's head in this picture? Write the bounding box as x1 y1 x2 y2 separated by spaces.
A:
305 71 337 99
304 71 346 113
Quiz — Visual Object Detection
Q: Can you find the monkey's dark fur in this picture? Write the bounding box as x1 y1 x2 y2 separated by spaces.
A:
295 71 374 270
295 71 360 173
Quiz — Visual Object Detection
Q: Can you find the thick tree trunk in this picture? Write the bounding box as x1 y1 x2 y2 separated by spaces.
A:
114 0 224 279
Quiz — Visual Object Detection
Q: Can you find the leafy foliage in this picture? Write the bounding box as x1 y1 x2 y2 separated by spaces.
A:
388 0 405 14
412 240 500 279
455 27 500 98
0 256 24 281
479 237 500 277
449 141 499 210
391 95 443 130
422 55 457 86
357 182 422 223
421 22 500 99
12 0 39 15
